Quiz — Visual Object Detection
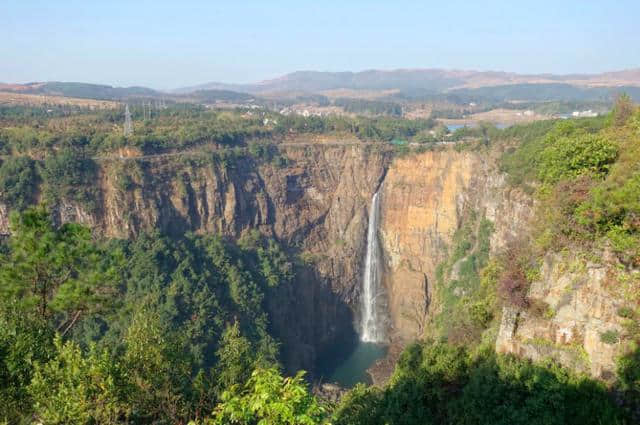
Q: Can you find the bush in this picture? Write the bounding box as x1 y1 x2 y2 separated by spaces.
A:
208 368 327 425
599 330 620 345
499 118 607 190
497 242 532 308
538 134 617 183
0 156 39 210
0 306 55 422
612 94 635 127
335 341 627 425
42 148 99 211
606 226 640 265
617 306 635 319
617 346 640 394
28 336 129 425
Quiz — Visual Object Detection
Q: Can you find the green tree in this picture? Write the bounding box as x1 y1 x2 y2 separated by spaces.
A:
538 134 617 183
208 368 327 425
28 335 129 425
0 303 54 423
123 309 193 423
216 323 253 392
0 206 118 332
42 148 98 211
0 156 39 211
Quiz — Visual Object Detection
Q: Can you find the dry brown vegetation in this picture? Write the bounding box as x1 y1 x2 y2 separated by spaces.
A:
439 108 550 126
0 91 119 109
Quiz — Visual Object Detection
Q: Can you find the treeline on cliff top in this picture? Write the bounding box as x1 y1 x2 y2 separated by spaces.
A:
0 103 438 157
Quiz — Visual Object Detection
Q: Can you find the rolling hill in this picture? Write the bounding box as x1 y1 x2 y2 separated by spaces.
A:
174 68 640 95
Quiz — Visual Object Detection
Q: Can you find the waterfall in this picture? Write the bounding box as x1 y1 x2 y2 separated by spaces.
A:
360 190 385 343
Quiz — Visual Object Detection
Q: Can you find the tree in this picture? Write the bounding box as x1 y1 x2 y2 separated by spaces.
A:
42 148 98 211
0 156 39 211
123 309 193 423
538 134 617 183
208 368 327 425
216 323 253 392
28 335 129 425
612 93 634 127
0 303 54 423
0 206 119 333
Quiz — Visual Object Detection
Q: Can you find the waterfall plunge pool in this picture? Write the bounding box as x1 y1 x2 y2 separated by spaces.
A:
319 341 388 387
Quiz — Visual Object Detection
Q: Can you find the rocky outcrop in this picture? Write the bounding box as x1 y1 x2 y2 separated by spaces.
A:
496 252 628 381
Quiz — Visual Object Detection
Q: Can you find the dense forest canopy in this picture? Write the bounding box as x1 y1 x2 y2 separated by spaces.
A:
0 207 297 423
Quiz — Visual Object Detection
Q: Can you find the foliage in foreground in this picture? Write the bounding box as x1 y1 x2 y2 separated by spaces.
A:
333 341 628 425
204 368 327 425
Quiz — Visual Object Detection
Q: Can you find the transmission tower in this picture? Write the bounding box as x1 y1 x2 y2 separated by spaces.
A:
124 104 133 136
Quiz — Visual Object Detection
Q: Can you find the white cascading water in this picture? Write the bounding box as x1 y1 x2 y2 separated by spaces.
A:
360 190 384 343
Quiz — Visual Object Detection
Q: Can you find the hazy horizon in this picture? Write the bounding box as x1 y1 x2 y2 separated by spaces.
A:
2 0 639 89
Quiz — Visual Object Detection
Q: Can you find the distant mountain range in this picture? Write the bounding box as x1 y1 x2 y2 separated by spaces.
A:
174 68 640 94
2 68 640 104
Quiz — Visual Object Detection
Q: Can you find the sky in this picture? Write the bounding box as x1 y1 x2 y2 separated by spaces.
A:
1 0 639 90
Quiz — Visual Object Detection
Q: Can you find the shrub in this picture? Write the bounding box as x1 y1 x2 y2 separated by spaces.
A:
617 346 640 393
538 134 617 183
606 226 640 265
599 330 620 345
617 306 635 319
498 266 529 308
529 299 554 319
0 156 39 210
497 242 531 308
612 93 635 127
28 336 130 425
632 108 640 134
42 148 99 211
467 301 494 328
336 341 627 425
208 368 327 425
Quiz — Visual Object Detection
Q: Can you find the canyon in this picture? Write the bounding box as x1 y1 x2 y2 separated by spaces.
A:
0 142 630 383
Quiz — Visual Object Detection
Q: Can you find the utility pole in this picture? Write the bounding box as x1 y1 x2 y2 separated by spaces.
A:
124 104 133 136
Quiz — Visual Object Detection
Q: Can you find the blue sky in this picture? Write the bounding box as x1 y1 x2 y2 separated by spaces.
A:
1 0 639 89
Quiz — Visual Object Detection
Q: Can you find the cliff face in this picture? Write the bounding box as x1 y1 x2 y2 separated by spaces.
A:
377 149 629 381
378 150 532 341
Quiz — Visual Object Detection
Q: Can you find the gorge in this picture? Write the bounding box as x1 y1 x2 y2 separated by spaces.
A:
0 137 630 387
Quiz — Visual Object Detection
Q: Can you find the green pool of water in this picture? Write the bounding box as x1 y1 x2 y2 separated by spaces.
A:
322 341 388 387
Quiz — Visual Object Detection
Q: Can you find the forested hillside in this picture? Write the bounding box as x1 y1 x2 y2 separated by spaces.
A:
0 207 298 423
